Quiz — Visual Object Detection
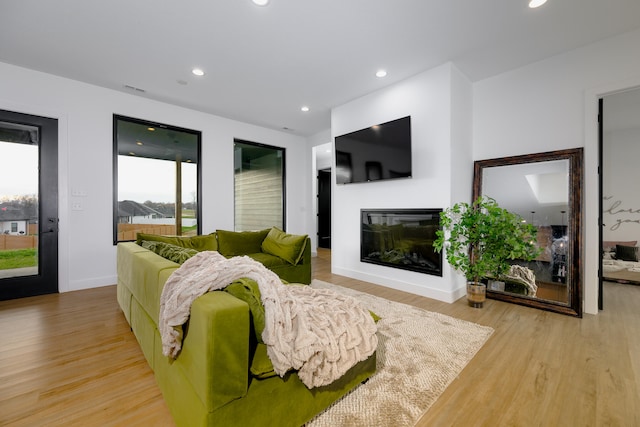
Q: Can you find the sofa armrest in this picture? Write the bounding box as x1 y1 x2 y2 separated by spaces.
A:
173 291 250 411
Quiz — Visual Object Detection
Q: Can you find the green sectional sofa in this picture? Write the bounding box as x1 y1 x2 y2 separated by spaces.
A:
116 228 376 427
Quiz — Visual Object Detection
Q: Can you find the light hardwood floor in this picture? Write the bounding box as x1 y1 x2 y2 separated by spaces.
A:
1 249 638 426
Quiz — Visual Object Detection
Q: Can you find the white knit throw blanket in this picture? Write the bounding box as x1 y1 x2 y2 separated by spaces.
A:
158 251 378 388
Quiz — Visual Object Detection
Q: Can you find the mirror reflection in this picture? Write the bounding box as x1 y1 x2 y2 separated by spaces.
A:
473 148 582 317
481 160 569 303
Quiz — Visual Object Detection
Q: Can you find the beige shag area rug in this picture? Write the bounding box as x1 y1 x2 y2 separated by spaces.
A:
306 280 494 427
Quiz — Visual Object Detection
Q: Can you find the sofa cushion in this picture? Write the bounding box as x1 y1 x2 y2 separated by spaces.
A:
246 252 289 269
136 232 217 251
141 240 198 264
261 227 308 265
216 229 270 257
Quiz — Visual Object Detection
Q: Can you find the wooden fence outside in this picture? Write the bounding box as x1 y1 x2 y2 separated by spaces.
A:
117 223 177 242
0 235 38 250
0 223 180 250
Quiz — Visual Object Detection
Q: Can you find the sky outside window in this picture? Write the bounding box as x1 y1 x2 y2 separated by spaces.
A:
118 155 196 204
0 141 38 199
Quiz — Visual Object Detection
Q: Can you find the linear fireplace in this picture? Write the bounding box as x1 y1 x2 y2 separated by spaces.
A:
361 209 442 276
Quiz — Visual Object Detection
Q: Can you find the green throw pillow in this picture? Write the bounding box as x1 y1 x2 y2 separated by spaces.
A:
216 229 270 257
224 279 266 343
140 240 199 264
261 227 308 265
136 232 217 251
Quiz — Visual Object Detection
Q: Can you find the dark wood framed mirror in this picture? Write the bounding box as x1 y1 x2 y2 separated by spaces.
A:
473 148 583 317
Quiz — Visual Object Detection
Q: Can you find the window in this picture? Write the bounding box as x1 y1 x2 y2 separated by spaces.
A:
113 115 201 243
234 140 285 231
10 222 17 233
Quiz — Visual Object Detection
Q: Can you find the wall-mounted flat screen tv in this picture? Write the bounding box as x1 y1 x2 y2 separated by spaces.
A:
335 116 412 184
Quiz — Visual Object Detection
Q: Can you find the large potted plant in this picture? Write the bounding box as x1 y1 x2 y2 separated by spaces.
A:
433 196 541 308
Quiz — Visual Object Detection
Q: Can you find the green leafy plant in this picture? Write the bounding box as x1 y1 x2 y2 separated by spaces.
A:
433 196 541 286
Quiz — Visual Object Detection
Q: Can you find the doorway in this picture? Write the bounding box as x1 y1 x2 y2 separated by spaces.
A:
0 109 58 300
599 87 640 309
317 168 331 249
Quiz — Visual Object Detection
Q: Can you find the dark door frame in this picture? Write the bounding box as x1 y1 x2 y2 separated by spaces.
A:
317 168 331 249
0 109 58 300
598 98 604 310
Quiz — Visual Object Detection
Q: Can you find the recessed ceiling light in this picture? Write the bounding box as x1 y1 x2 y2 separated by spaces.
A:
136 141 143 146
192 68 205 76
252 0 269 6
301 106 310 112
147 127 155 132
528 0 547 8
376 70 387 78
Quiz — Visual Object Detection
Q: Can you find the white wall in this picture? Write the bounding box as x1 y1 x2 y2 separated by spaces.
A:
323 28 640 313
0 61 309 292
473 28 640 315
329 63 472 302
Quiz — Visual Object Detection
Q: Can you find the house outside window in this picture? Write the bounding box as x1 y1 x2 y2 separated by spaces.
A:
11 222 17 233
234 140 285 231
113 115 201 243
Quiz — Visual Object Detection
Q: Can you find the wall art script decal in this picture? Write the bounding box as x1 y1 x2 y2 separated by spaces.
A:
603 196 640 231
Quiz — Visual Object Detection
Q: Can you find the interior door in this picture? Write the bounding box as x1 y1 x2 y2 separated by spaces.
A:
0 109 58 300
317 169 331 249
599 87 640 311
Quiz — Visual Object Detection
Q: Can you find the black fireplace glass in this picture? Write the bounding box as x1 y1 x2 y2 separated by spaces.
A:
361 209 442 276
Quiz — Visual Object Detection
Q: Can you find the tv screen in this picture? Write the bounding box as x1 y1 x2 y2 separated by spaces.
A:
335 116 412 184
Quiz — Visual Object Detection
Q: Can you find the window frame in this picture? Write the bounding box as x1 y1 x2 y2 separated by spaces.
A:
233 139 286 231
112 115 202 244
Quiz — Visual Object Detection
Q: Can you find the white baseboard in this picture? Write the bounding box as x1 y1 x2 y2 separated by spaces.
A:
332 266 466 304
64 275 117 292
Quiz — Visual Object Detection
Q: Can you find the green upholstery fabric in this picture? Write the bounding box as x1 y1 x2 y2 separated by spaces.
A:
216 228 312 285
174 292 250 411
261 227 308 265
212 355 377 427
250 343 278 379
127 250 179 325
135 232 218 251
245 251 289 268
216 229 270 256
224 279 266 343
141 240 199 264
116 241 372 427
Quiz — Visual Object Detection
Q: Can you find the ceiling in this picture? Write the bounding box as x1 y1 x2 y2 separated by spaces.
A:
1 0 640 136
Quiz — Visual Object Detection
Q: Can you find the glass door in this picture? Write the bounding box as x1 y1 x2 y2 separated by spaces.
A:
0 110 58 300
